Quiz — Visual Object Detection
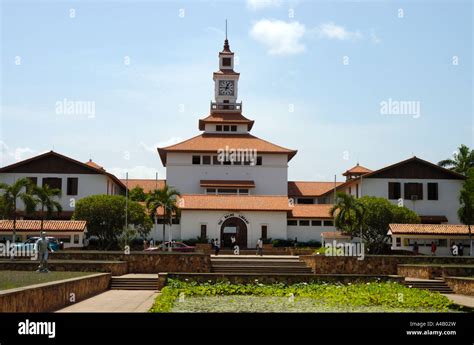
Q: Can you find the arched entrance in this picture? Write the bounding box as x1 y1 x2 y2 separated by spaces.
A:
220 217 248 249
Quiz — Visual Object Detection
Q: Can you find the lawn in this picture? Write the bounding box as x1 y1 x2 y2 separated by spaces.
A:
0 271 94 290
150 280 457 313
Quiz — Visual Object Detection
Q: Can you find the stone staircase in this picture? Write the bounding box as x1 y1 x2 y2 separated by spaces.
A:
109 275 158 290
211 255 313 274
404 278 454 294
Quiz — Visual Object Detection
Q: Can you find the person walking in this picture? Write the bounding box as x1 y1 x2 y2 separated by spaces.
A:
458 242 464 256
430 241 437 256
231 235 236 249
256 238 263 256
214 238 220 256
412 242 419 255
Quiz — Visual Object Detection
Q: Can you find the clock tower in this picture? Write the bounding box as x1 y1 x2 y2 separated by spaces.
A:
211 35 241 113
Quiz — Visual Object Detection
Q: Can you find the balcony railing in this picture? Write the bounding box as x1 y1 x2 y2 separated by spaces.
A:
210 101 242 113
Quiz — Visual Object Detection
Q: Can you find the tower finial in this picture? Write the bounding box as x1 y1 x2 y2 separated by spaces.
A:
222 20 231 52
225 19 227 40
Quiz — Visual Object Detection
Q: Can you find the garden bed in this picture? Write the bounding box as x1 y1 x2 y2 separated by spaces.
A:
150 280 456 313
0 271 94 290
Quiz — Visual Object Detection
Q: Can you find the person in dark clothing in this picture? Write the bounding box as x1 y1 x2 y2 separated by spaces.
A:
413 242 419 255
458 242 464 256
214 238 220 256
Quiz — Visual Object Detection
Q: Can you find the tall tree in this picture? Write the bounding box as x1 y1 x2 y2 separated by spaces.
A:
32 184 63 231
146 185 181 246
129 186 147 202
0 178 36 243
458 168 474 256
329 192 365 235
438 144 474 175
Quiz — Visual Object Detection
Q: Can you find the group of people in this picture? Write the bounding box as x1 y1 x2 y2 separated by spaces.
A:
412 241 465 256
142 239 155 250
209 236 265 256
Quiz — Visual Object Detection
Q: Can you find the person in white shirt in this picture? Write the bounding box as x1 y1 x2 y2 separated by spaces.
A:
256 238 263 256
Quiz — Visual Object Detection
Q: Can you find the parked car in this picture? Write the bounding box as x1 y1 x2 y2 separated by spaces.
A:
144 241 195 252
14 237 63 251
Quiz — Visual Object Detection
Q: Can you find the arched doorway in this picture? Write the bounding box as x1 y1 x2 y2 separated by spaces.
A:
220 217 248 249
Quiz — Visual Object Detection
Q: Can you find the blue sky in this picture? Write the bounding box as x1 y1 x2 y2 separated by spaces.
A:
1 0 472 181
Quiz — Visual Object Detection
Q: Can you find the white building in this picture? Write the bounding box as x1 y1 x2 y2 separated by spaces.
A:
0 151 126 220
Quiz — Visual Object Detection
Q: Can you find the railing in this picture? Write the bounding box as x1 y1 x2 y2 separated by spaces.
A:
210 101 242 113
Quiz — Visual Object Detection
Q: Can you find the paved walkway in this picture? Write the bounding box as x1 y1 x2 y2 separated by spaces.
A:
57 290 158 312
442 294 474 308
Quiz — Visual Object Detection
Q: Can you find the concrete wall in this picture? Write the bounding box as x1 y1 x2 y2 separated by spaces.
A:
166 152 288 195
287 224 335 243
356 178 463 223
180 210 288 247
0 172 122 213
445 277 474 296
391 234 472 256
0 273 110 312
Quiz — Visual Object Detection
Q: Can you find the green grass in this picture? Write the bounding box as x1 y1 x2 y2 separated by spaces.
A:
0 271 94 290
150 280 456 313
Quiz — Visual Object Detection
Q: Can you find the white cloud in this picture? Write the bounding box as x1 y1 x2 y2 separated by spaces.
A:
0 141 38 166
370 29 381 44
246 0 282 10
250 19 305 55
314 22 363 41
139 137 183 153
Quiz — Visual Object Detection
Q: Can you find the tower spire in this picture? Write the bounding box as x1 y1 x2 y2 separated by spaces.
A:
223 19 231 52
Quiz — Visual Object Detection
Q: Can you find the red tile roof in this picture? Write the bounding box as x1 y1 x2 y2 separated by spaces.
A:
178 194 291 212
288 204 333 219
343 164 372 176
158 133 297 165
288 181 342 197
85 159 104 170
388 224 471 235
198 112 254 130
200 180 255 188
0 220 87 232
121 179 166 193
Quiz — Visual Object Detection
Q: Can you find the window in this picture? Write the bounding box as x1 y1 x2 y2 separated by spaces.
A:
74 234 80 244
202 156 211 165
428 183 438 200
26 177 37 186
348 186 352 194
213 156 221 165
192 155 201 165
356 184 359 198
42 178 62 191
297 198 314 204
438 239 447 247
324 220 334 226
222 57 231 66
287 220 297 226
217 189 238 194
230 125 237 132
206 188 216 194
404 183 423 200
261 225 268 240
256 156 262 166
239 189 249 195
388 182 401 200
67 177 78 195
311 220 322 226
216 125 222 131
200 224 207 238
223 125 230 131
395 237 401 247
299 220 310 226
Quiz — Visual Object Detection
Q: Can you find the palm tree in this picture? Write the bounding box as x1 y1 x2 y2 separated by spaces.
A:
0 178 36 243
438 144 474 175
458 169 474 256
145 185 181 247
330 191 365 236
32 184 63 232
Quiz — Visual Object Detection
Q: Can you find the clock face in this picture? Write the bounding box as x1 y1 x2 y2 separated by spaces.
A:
218 80 234 96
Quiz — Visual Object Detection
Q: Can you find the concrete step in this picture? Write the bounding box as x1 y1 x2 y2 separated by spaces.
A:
404 280 454 294
110 277 158 290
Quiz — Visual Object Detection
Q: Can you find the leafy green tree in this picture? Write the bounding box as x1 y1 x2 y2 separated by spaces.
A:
357 196 419 253
73 195 152 249
0 178 36 243
330 192 365 235
438 144 474 175
458 168 474 256
129 186 147 202
146 185 181 245
32 184 62 231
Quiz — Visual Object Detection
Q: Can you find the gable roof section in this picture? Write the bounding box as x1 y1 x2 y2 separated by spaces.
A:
0 151 126 190
198 112 255 131
361 157 465 180
388 224 470 236
158 133 297 165
0 220 87 232
288 181 342 197
342 164 372 176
